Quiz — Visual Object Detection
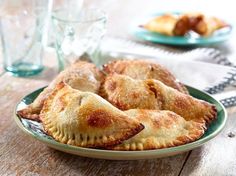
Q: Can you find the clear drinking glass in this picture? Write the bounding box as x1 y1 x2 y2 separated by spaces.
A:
0 0 52 77
52 8 107 70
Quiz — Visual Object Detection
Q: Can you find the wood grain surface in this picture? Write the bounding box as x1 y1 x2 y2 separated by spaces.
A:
180 108 236 176
0 0 236 176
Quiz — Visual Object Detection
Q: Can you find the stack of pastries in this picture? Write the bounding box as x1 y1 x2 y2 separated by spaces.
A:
142 12 228 36
17 59 217 150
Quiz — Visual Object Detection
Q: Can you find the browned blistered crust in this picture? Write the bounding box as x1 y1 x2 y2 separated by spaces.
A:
17 108 42 122
40 82 144 148
100 74 163 111
102 59 189 94
17 61 104 122
17 59 218 151
109 110 206 151
101 74 217 125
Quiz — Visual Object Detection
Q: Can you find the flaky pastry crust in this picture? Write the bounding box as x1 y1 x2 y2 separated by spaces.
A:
111 109 205 150
103 59 188 94
101 74 217 124
17 61 104 122
40 82 144 148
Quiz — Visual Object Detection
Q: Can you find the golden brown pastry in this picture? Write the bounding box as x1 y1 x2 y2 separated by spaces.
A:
203 17 228 36
103 59 188 94
101 74 162 110
142 14 190 36
101 74 217 124
111 109 205 150
184 13 205 34
184 13 228 36
143 12 228 37
17 61 104 122
40 82 144 148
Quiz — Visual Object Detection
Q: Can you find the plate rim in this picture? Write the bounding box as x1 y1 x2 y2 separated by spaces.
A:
13 85 227 160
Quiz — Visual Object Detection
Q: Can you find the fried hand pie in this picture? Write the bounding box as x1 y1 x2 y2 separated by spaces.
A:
102 74 217 124
103 59 188 94
111 109 205 150
40 82 144 148
17 61 104 122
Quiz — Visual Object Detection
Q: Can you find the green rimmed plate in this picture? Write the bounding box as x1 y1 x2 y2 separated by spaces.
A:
131 12 232 46
14 86 227 160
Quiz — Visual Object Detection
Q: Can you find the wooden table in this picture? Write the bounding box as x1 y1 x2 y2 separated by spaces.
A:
1 0 236 175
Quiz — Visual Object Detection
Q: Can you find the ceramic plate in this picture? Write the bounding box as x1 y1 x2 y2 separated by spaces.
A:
14 86 227 160
131 12 232 46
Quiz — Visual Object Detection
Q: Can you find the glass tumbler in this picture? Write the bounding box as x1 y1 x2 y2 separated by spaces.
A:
0 0 52 77
52 8 107 70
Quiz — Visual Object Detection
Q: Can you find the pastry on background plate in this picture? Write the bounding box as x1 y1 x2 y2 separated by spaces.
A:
141 14 190 36
41 82 144 148
17 61 104 122
184 13 229 36
142 12 229 37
